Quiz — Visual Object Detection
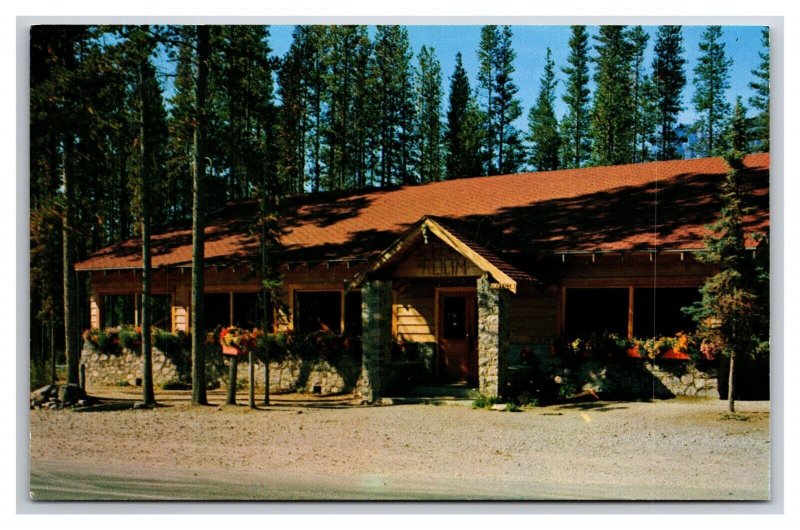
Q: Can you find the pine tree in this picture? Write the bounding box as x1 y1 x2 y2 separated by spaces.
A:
322 26 372 190
560 25 592 169
652 25 687 161
627 26 649 163
191 25 210 406
445 53 484 179
748 27 770 152
527 48 561 171
684 152 769 413
492 26 523 174
726 96 749 153
415 45 444 182
692 26 733 157
372 25 416 186
477 25 499 175
591 25 634 166
276 28 310 195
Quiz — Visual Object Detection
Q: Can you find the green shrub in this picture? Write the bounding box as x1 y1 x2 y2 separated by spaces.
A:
118 327 142 351
472 395 501 409
506 402 521 412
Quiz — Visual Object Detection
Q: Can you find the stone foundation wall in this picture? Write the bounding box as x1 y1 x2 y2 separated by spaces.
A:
82 347 183 387
82 344 361 395
509 352 719 399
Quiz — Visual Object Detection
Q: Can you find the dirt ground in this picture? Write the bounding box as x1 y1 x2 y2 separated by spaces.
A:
28 387 771 501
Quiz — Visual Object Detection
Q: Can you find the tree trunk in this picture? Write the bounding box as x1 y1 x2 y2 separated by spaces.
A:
226 355 239 406
727 349 736 413
191 26 210 406
140 55 156 407
49 318 56 384
62 133 79 386
248 350 255 409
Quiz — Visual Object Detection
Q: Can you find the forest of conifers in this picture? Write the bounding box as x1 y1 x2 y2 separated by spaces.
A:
29 24 769 367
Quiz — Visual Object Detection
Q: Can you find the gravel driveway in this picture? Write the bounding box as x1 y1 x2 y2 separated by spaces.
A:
28 388 770 501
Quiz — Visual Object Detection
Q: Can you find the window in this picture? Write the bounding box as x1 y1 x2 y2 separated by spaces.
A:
232 292 262 329
442 296 467 339
294 291 342 334
203 293 230 331
102 295 135 328
633 288 701 337
344 290 362 336
152 295 172 330
565 288 628 336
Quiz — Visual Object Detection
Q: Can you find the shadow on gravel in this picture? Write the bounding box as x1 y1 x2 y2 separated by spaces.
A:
555 402 629 413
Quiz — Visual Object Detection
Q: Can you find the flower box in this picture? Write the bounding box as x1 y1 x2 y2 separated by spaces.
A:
221 344 244 356
659 348 690 360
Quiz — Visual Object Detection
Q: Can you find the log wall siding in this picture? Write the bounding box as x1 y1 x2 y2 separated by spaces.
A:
394 283 436 343
508 287 558 345
173 283 190 332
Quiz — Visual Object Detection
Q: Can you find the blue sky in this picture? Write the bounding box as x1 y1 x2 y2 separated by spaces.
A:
266 24 766 131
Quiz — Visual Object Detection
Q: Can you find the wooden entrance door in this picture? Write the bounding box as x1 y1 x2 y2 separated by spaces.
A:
438 290 478 385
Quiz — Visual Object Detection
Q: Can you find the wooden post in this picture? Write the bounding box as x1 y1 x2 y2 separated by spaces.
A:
557 286 567 335
627 286 635 340
226 355 238 406
229 292 234 327
248 350 255 409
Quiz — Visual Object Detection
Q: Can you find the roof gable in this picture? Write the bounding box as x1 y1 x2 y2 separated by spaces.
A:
348 217 536 293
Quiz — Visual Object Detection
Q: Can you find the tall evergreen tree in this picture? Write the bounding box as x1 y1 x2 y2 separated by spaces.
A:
322 26 372 190
477 25 499 175
372 25 416 186
748 27 770 152
726 96 749 153
560 25 592 169
492 26 523 174
692 26 733 157
191 25 210 406
685 153 769 413
651 25 687 161
276 28 310 195
591 25 634 166
415 45 444 182
627 26 650 163
527 48 561 171
445 53 484 179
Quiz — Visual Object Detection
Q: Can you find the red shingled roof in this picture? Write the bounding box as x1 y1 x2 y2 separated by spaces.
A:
75 154 770 271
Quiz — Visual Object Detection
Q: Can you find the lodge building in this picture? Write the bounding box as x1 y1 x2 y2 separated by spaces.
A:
75 154 770 400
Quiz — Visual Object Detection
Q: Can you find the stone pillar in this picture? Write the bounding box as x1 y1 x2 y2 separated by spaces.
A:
358 279 393 403
477 275 510 398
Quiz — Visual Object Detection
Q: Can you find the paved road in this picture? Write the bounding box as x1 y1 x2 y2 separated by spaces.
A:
29 460 764 501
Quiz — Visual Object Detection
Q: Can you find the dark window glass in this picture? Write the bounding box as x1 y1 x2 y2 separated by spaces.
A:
565 288 628 336
295 291 342 334
633 288 701 337
151 295 172 330
203 293 230 331
442 296 467 339
232 292 260 329
344 291 362 336
102 295 135 328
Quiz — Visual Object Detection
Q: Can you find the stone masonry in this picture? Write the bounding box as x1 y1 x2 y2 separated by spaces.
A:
477 275 510 398
357 279 393 403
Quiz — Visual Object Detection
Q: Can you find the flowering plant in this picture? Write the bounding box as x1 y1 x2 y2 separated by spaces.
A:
220 326 256 353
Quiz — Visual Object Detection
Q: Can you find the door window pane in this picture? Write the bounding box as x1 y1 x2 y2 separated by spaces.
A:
442 296 467 339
